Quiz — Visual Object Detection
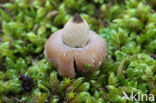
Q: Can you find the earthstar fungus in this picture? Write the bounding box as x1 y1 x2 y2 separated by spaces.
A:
44 14 107 78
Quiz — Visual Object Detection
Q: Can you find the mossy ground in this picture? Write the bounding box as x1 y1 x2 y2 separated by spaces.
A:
0 0 156 103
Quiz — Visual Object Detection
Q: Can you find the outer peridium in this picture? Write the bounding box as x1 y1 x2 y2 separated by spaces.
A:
44 30 107 78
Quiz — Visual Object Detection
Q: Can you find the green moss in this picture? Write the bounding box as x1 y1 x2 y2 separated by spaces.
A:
0 0 156 103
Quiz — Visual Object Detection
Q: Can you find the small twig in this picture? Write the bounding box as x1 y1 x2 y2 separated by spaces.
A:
46 10 58 19
10 96 23 103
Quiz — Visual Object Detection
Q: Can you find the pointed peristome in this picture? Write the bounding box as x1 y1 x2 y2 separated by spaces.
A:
72 13 83 23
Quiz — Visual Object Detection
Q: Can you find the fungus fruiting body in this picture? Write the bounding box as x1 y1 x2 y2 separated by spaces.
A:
44 14 107 78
